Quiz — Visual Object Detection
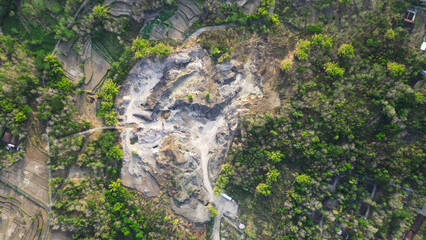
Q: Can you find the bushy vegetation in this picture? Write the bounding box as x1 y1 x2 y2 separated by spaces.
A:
200 28 240 63
51 130 195 239
215 0 425 238
0 34 89 167
98 79 119 126
132 37 172 59
0 34 38 135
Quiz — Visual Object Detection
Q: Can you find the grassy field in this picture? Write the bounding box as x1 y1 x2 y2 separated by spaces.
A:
92 30 124 64
2 15 56 53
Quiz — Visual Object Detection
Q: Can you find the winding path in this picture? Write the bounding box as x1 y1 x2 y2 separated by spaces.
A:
183 23 237 44
51 0 90 55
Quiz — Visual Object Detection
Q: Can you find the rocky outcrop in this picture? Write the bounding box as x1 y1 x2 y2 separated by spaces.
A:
117 44 279 223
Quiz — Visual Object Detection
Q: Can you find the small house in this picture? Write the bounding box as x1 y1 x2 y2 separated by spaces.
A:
336 227 350 240
220 193 232 201
328 175 340 192
367 182 377 199
3 132 12 143
403 9 417 29
420 36 426 51
2 132 19 150
312 210 323 225
402 207 425 240
237 223 245 230
358 203 371 220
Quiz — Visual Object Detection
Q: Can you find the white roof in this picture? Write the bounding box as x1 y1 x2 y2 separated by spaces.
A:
421 41 426 51
220 193 232 201
237 223 245 229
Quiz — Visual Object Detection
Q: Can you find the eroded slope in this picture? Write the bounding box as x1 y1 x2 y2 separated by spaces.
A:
116 44 279 223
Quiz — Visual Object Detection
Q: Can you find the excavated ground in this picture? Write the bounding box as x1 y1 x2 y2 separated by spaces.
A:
116 44 279 224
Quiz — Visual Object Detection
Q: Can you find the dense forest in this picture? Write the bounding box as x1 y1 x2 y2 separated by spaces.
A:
211 0 426 239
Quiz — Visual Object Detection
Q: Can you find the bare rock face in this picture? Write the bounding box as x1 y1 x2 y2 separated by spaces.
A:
117 45 276 223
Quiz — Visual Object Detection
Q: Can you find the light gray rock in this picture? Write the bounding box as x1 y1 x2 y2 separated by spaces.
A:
117 45 269 223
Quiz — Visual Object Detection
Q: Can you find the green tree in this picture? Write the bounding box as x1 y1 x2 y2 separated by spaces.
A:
312 34 333 50
93 4 109 19
256 183 271 196
208 205 218 217
266 151 284 163
338 43 354 59
306 24 323 35
98 79 119 125
384 29 396 40
324 62 345 78
266 169 280 184
295 40 311 60
132 37 171 59
387 62 405 77
294 173 311 186
280 60 293 71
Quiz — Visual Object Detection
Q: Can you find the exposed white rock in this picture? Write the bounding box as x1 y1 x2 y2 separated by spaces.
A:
117 45 274 224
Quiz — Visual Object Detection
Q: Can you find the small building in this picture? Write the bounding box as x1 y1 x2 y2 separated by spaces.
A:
3 132 12 143
403 9 417 29
337 227 350 240
358 203 371 220
367 183 377 199
237 222 245 230
402 208 425 240
421 36 426 51
220 193 232 201
312 210 323 225
2 132 19 150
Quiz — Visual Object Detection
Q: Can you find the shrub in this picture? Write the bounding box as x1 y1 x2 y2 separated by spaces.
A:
208 205 218 217
93 4 109 19
384 29 396 40
324 62 345 77
256 183 271 196
212 47 220 57
152 42 171 57
295 173 311 186
280 60 293 71
338 43 354 59
312 34 333 50
132 37 172 59
387 62 405 77
295 40 311 60
98 79 119 126
306 24 323 35
296 66 306 73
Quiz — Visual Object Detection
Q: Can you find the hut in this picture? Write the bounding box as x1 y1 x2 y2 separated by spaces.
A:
403 9 417 29
220 193 232 201
3 132 12 143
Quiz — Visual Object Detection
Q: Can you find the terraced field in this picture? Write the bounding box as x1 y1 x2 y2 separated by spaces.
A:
0 117 50 240
0 183 48 240
141 0 202 41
